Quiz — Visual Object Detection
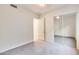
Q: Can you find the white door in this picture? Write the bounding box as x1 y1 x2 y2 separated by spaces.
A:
33 18 44 41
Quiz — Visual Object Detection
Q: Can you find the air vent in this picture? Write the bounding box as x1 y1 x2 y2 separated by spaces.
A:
10 4 17 8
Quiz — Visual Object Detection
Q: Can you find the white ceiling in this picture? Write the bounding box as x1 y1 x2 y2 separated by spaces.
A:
17 4 67 15
17 4 79 15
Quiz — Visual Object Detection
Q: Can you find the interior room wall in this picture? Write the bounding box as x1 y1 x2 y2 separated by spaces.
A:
54 14 76 38
0 5 36 53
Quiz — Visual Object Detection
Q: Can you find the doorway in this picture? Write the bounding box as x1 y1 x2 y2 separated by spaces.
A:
33 18 44 42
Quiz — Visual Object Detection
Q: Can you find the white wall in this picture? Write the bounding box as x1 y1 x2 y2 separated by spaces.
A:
0 5 36 53
54 14 76 37
42 5 79 43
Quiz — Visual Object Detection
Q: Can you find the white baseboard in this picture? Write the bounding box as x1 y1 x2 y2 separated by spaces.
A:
0 40 33 53
54 35 75 39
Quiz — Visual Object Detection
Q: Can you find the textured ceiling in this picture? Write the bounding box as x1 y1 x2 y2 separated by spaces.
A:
17 4 67 15
17 4 79 15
